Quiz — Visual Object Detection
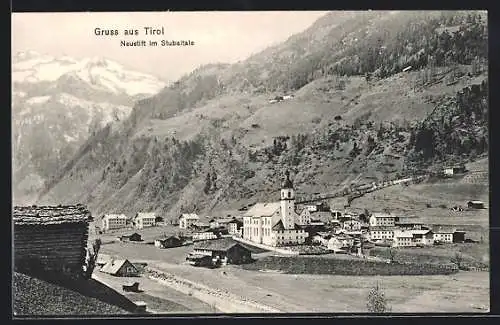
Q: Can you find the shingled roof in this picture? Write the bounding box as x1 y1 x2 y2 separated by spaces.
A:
193 238 245 251
13 204 92 226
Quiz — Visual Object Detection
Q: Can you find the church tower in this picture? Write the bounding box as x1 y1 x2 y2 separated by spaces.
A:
280 170 295 229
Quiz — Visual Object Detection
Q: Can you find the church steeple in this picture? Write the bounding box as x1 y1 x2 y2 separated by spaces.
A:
281 170 294 190
280 170 295 229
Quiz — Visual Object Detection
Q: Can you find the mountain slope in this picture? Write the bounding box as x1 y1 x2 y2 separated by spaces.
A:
37 11 488 219
12 52 167 204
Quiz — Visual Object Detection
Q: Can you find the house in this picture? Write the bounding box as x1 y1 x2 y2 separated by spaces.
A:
242 170 308 247
119 233 142 242
296 208 312 225
369 227 394 241
208 218 220 229
190 238 252 265
133 212 156 229
192 231 218 241
432 226 455 243
443 165 467 176
304 204 318 212
392 230 414 247
178 214 199 229
342 220 362 231
330 210 343 219
369 213 397 227
100 259 139 277
154 235 183 248
227 218 244 236
410 230 434 246
467 201 485 209
189 221 211 231
402 66 412 72
13 204 92 278
327 235 354 251
101 214 128 231
312 232 332 246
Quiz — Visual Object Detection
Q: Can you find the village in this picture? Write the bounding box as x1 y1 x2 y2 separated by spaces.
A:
94 168 484 268
13 163 489 314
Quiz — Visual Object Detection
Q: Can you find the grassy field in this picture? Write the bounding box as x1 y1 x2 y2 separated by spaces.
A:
150 261 489 313
93 272 217 313
369 243 489 267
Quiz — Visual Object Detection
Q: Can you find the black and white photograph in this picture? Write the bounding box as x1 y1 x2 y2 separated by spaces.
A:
11 10 489 316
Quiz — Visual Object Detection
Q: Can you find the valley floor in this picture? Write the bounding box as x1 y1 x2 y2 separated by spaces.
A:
99 241 489 313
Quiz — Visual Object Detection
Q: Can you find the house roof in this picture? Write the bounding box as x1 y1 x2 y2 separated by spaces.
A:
191 221 210 228
245 202 281 217
180 213 199 220
272 219 301 231
431 225 457 234
409 229 432 235
103 214 127 220
155 235 181 241
13 272 129 315
369 226 395 231
193 238 246 251
100 259 137 275
135 212 155 220
469 200 484 204
393 230 413 238
13 204 92 226
310 211 333 222
371 212 395 218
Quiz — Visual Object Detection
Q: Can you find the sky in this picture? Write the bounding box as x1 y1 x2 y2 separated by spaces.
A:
12 11 328 82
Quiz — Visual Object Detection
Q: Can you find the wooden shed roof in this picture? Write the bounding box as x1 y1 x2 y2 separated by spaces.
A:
13 204 92 226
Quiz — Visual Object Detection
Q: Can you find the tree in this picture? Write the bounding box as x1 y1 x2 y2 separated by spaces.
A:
388 248 398 263
451 252 464 269
82 238 101 279
366 282 391 313
204 172 211 194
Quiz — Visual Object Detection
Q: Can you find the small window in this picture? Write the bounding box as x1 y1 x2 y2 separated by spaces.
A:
288 191 291 198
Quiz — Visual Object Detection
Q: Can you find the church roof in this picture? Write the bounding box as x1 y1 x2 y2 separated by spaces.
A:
244 202 281 217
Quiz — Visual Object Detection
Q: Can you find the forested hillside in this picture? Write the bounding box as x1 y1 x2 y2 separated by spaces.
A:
37 11 488 219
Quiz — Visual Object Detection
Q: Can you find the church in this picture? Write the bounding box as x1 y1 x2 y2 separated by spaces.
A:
242 170 308 247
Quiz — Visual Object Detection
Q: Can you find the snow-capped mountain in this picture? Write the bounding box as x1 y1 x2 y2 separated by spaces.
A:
12 51 167 205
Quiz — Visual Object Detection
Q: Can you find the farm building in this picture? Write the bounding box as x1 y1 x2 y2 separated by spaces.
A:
154 235 183 248
178 214 200 229
101 214 127 231
432 226 457 243
467 200 485 209
443 165 467 176
453 231 466 243
133 212 156 229
119 233 142 242
13 204 92 278
100 259 139 277
191 238 252 265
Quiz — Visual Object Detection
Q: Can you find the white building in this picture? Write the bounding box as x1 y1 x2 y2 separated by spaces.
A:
343 220 362 231
304 205 318 212
101 214 128 231
369 227 394 241
369 213 397 227
134 212 156 229
179 213 199 229
393 230 414 247
192 231 218 241
296 209 312 225
227 218 243 236
433 231 454 243
242 170 308 247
